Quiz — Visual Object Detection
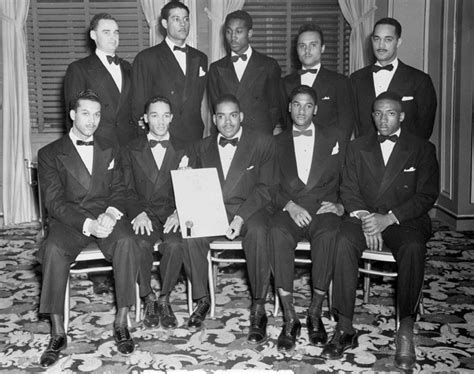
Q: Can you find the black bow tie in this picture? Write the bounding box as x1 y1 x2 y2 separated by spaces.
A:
76 140 94 146
298 68 318 75
372 64 394 73
231 54 248 63
149 139 170 148
293 129 313 137
219 137 239 147
377 134 398 143
173 45 187 53
106 55 120 65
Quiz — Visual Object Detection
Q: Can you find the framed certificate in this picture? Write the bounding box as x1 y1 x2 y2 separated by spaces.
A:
171 168 229 238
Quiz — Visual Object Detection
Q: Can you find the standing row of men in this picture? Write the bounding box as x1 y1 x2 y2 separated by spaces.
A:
37 2 439 371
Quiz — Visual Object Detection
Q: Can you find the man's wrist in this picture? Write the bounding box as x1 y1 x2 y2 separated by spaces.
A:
233 215 244 225
283 200 294 212
388 210 399 225
82 218 93 236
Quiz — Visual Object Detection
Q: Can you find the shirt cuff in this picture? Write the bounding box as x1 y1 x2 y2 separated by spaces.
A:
350 210 370 219
83 218 93 236
106 207 123 220
388 210 400 224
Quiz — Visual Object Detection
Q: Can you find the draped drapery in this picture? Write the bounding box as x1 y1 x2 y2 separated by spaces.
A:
338 0 377 74
205 0 245 63
1 0 37 225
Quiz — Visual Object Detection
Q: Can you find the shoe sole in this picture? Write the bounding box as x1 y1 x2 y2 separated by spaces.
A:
246 335 268 345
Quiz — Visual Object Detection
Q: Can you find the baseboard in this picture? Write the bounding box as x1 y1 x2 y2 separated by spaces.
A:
432 206 474 231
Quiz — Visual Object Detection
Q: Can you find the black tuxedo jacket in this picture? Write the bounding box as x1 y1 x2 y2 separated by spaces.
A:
272 125 347 213
350 60 437 139
340 131 439 233
121 135 185 224
188 129 278 221
283 67 354 141
131 41 208 147
64 54 135 146
208 50 283 134
38 135 127 233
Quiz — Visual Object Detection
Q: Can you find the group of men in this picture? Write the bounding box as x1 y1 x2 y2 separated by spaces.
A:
37 2 439 372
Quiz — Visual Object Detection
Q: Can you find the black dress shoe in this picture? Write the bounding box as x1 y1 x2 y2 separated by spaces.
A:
40 334 67 367
158 302 178 329
277 318 302 352
247 312 268 344
114 325 135 355
188 299 210 330
320 330 358 359
143 299 160 328
394 331 416 370
307 313 327 346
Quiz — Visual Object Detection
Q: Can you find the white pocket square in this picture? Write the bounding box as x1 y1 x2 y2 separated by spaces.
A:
322 96 330 100
199 66 206 77
331 142 339 155
246 165 255 171
402 96 414 101
404 167 416 172
108 159 115 170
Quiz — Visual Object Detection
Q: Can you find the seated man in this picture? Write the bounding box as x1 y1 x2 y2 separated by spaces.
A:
122 96 186 329
321 91 439 371
37 90 140 367
183 94 278 343
269 85 347 352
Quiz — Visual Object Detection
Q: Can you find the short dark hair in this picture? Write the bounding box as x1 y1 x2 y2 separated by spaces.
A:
214 94 241 112
144 95 173 114
225 10 253 30
289 85 318 106
72 89 102 111
161 1 189 20
373 17 402 38
373 91 403 111
89 13 117 33
297 23 325 46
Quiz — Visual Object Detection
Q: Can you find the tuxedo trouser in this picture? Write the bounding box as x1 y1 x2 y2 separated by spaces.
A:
183 209 271 300
332 217 428 322
269 211 341 293
134 222 184 297
37 219 140 315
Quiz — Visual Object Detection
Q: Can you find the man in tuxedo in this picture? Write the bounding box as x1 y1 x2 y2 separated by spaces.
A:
269 85 347 352
37 90 141 367
131 1 207 148
64 13 136 146
122 96 186 330
183 94 278 341
208 10 284 135
321 91 439 371
351 17 437 139
283 24 354 141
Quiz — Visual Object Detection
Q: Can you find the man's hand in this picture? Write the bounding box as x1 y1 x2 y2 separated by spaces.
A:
285 201 312 227
364 232 384 251
131 212 153 236
88 219 113 238
163 211 180 234
97 212 117 230
316 201 344 216
361 213 393 235
226 216 244 240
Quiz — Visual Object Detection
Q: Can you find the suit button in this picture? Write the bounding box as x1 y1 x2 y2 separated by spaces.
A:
171 91 175 95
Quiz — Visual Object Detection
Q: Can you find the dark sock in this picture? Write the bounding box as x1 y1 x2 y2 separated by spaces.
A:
337 315 355 335
158 293 169 304
144 291 157 302
399 316 415 335
196 295 210 304
309 289 325 317
279 293 297 321
252 298 265 314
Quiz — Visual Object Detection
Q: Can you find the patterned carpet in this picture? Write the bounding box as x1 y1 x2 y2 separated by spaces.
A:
0 222 473 373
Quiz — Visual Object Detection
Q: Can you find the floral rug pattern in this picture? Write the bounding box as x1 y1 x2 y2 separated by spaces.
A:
0 223 473 373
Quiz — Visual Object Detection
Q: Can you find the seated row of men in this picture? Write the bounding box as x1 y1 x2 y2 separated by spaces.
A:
37 86 439 371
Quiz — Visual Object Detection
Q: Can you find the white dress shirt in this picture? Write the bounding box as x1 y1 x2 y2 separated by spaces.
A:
69 130 94 174
373 58 398 97
379 128 401 165
300 63 321 87
293 123 315 184
95 49 122 92
148 133 170 170
218 128 242 179
166 37 187 75
232 46 252 81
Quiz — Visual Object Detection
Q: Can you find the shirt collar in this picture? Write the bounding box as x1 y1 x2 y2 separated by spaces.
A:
302 63 321 72
217 127 243 143
377 128 401 137
292 122 315 134
231 45 253 60
147 132 170 142
69 129 93 144
375 57 399 69
165 37 186 52
95 48 116 66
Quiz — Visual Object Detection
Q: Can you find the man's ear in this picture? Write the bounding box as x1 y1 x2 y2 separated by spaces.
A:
239 112 244 123
321 44 325 54
143 113 148 124
69 109 76 122
400 112 405 122
161 18 168 31
313 104 318 116
90 30 97 42
397 37 402 49
248 29 253 39
212 114 217 126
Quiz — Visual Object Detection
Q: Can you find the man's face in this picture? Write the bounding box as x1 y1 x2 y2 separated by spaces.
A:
297 30 325 68
70 99 101 140
145 101 173 138
162 7 190 45
225 18 252 55
372 99 405 136
289 93 317 130
90 19 119 54
213 101 243 139
371 24 401 65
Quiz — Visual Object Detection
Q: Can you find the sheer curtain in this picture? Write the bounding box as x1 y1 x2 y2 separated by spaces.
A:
0 0 37 225
338 0 377 74
205 0 245 63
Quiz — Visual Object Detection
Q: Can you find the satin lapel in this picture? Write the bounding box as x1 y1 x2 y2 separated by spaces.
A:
304 126 334 191
57 137 91 191
156 143 178 189
387 61 409 92
360 68 376 101
201 135 225 186
131 139 159 185
88 55 120 102
88 138 113 199
158 42 183 96
360 135 385 185
218 58 239 94
117 61 131 113
182 50 200 104
279 130 304 189
287 73 300 91
236 54 265 98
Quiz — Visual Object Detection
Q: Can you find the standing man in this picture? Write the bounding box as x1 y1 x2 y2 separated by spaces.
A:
132 1 208 149
183 94 278 344
37 90 140 367
321 92 439 371
283 24 354 141
351 17 437 139
208 10 284 135
64 13 136 146
269 86 347 352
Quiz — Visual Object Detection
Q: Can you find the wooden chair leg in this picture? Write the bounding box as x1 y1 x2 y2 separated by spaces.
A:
187 278 193 315
208 252 216 318
64 276 70 332
135 283 141 323
363 261 371 303
273 291 280 317
327 281 335 321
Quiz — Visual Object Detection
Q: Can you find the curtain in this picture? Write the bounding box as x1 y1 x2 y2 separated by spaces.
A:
0 0 37 225
205 0 245 63
338 0 377 74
